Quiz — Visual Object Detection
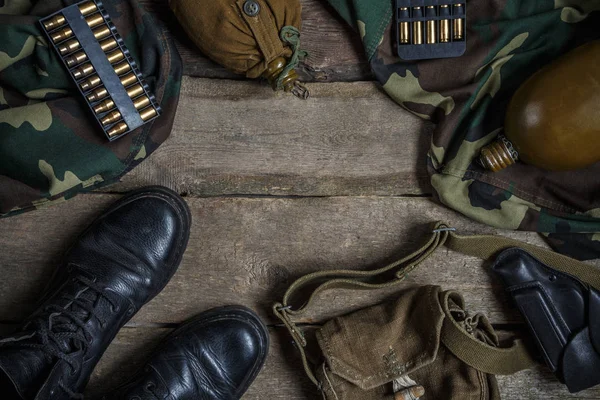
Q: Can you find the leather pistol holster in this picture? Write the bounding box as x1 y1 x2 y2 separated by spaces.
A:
492 248 600 393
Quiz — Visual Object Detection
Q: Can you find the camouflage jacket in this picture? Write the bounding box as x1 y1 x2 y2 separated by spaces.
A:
326 0 600 260
0 0 182 216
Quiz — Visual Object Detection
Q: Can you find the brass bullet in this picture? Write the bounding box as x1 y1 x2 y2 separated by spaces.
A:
43 14 66 31
93 98 115 114
113 61 132 76
78 1 98 16
133 95 151 110
93 25 111 41
426 6 437 44
126 84 144 99
65 50 88 68
412 7 423 45
72 63 95 79
51 26 74 43
100 37 118 52
80 74 102 91
107 122 128 137
58 39 80 55
101 110 122 126
119 72 138 87
87 87 109 102
440 5 451 43
106 49 125 65
140 106 158 121
453 4 465 41
398 7 409 45
85 13 105 30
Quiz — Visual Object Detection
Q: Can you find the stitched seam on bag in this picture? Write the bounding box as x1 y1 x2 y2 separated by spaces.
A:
368 9 392 61
322 364 340 400
477 370 486 400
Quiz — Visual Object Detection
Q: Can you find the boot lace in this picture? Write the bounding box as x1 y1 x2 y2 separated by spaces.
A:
0 270 121 399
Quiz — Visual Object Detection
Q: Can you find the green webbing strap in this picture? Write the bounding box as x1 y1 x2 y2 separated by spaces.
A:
274 221 600 387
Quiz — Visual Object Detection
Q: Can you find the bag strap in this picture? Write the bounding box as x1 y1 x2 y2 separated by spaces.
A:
274 221 600 386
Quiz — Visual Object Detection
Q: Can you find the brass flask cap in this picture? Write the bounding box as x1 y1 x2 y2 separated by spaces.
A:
479 136 519 172
262 57 309 100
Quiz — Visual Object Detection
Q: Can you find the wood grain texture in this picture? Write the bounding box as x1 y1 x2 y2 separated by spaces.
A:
139 0 372 81
114 77 434 196
73 325 600 399
2 193 596 328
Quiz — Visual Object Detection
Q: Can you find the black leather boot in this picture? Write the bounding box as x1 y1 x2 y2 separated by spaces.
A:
0 186 191 400
103 306 269 400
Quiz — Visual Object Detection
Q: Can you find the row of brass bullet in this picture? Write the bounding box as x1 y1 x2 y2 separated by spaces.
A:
43 1 98 31
50 12 106 43
399 4 464 45
80 65 136 91
105 107 158 138
71 49 126 79
58 25 112 55
65 37 119 67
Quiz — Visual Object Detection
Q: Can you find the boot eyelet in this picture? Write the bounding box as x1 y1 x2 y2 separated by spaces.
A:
127 307 135 316
549 274 557 282
110 304 120 313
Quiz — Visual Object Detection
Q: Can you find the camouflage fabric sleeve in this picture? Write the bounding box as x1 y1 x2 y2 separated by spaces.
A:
0 0 182 216
325 0 600 260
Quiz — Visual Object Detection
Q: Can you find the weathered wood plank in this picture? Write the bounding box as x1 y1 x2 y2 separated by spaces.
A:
140 0 371 81
2 194 595 327
80 326 600 399
114 77 434 196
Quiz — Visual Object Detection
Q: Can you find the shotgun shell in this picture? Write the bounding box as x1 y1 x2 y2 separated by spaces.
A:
43 14 66 31
140 106 158 121
412 7 424 45
65 50 88 68
426 6 437 44
72 63 95 79
398 7 410 44
106 49 125 65
107 122 128 137
113 61 132 76
439 5 451 43
80 74 102 91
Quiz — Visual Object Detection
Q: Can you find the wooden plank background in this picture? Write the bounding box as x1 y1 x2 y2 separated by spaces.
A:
0 0 598 399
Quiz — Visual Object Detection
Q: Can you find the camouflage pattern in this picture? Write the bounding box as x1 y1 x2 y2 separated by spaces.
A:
0 0 182 217
326 0 600 260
